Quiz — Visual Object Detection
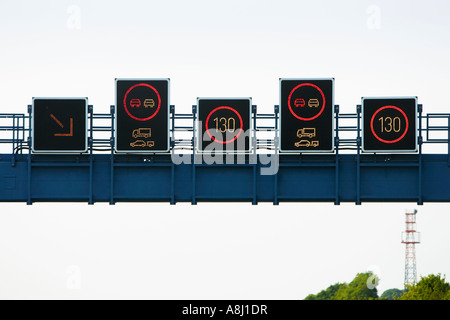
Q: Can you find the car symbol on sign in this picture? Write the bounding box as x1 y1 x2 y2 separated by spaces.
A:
130 140 147 148
294 98 306 108
294 140 311 148
308 99 320 108
144 99 155 108
130 99 141 108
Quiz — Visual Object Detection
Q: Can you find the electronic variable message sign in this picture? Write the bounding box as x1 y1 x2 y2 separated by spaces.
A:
32 98 88 153
362 97 418 153
280 78 334 152
196 98 252 153
115 78 169 153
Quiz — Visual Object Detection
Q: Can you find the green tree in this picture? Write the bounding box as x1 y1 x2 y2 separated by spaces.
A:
398 274 450 300
305 283 345 300
334 272 379 300
380 288 404 300
305 272 379 300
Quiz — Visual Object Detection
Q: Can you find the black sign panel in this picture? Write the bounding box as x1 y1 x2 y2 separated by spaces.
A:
280 78 334 152
197 98 251 153
32 98 88 153
362 97 418 152
115 79 169 153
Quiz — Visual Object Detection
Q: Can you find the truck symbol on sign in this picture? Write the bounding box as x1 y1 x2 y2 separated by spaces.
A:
132 128 151 139
297 128 316 139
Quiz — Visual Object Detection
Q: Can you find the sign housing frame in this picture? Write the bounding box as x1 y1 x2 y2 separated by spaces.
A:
279 77 335 153
361 96 418 153
31 97 89 154
114 78 171 154
195 97 253 154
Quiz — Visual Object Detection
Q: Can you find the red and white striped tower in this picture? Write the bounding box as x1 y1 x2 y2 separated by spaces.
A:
401 209 420 288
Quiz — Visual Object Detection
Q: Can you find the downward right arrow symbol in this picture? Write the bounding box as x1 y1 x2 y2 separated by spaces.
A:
50 114 74 137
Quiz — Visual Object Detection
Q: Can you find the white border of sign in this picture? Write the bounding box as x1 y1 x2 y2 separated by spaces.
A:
31 97 88 154
361 96 418 153
279 78 335 153
195 97 253 154
114 78 170 154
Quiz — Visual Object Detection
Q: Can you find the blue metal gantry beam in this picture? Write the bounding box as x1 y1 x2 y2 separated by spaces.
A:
1 104 450 205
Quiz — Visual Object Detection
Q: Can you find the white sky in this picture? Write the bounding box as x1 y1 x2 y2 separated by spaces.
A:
0 0 450 299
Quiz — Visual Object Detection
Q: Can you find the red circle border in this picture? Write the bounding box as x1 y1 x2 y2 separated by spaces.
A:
287 83 326 121
205 106 244 144
370 105 409 144
123 83 161 122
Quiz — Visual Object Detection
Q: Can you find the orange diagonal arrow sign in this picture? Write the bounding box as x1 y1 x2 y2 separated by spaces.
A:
50 114 74 137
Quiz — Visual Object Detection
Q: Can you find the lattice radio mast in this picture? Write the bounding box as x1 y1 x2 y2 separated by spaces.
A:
401 209 420 288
